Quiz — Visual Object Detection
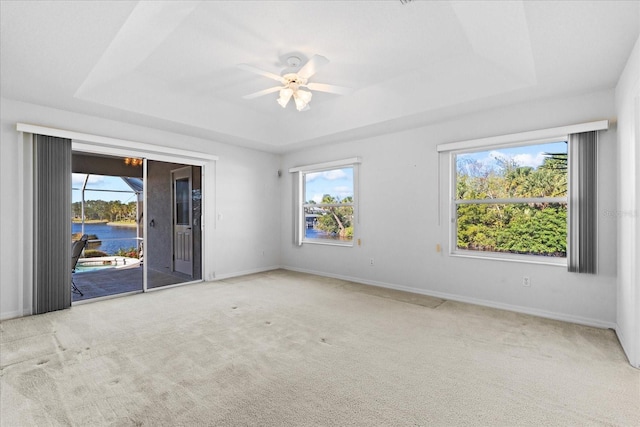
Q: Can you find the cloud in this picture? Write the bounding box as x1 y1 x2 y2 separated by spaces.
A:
306 169 348 182
333 186 353 199
513 152 546 168
72 174 104 186
323 169 347 180
488 150 547 168
488 150 506 161
310 187 353 203
458 150 550 177
457 154 495 176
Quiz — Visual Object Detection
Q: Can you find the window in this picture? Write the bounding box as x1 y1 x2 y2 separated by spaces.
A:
304 167 354 243
439 121 606 269
453 139 568 262
290 158 360 246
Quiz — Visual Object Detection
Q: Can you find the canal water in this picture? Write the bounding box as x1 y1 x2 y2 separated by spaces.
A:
72 223 138 255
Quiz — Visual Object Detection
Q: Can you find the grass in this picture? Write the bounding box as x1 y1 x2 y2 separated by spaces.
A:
72 219 107 224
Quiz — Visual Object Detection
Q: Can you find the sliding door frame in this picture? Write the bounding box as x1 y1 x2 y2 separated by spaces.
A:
16 123 217 306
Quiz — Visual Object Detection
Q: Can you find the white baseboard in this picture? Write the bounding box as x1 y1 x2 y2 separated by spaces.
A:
0 309 24 321
0 267 283 320
282 266 617 330
213 265 282 281
1 265 618 333
615 327 640 369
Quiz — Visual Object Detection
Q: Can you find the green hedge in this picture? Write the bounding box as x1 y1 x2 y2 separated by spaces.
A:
83 249 108 258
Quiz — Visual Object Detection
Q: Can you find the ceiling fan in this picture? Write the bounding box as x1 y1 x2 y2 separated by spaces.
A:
239 55 351 112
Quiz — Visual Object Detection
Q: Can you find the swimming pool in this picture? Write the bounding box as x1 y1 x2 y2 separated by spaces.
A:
75 256 140 273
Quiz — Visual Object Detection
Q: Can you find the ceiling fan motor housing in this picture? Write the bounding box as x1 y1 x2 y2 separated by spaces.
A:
283 73 307 90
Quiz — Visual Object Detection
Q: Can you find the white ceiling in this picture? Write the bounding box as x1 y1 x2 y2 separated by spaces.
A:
1 1 638 153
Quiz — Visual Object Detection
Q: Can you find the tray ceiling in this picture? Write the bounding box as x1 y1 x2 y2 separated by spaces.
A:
1 1 638 152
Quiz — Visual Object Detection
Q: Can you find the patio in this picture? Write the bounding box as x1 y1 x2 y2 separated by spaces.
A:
72 266 195 302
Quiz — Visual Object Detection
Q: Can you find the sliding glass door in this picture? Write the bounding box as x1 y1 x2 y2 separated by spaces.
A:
71 153 144 301
71 156 203 299
145 160 202 289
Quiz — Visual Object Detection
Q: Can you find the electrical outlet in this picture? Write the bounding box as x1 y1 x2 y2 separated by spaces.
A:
369 258 374 266
522 276 531 287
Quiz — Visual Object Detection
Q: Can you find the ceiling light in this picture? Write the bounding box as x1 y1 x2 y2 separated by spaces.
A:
242 55 350 112
124 157 142 167
277 87 294 108
293 89 312 111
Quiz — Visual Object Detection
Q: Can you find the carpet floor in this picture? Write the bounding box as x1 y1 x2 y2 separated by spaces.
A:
1 269 638 426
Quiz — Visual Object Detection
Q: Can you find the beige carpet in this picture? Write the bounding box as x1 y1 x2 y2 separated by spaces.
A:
1 270 638 426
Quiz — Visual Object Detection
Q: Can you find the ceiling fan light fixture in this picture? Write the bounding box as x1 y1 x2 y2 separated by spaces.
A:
241 54 346 112
277 87 294 108
293 89 312 111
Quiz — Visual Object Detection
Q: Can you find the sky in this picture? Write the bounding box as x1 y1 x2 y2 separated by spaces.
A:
456 140 567 176
305 167 354 203
72 174 138 204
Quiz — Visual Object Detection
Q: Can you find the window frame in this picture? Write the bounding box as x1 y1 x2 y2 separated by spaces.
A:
449 137 569 266
290 157 360 247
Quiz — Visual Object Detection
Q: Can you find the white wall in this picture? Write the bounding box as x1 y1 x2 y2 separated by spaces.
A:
0 64 635 366
281 89 618 328
0 87 624 334
615 35 640 368
0 98 282 320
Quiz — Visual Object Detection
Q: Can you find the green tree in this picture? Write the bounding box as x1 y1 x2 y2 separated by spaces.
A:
495 204 567 256
72 199 137 222
314 195 353 239
456 150 568 256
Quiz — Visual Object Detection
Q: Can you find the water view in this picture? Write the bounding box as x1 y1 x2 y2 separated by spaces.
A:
305 227 352 242
72 222 138 255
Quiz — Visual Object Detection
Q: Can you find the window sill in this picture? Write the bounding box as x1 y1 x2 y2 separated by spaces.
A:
451 250 567 267
302 239 353 248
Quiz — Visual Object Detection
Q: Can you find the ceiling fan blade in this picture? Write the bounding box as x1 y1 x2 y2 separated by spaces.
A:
238 64 285 84
242 86 283 100
305 82 352 95
297 55 329 79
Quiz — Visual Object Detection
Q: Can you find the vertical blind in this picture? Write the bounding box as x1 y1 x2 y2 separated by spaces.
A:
33 134 72 314
568 131 597 274
292 171 303 246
